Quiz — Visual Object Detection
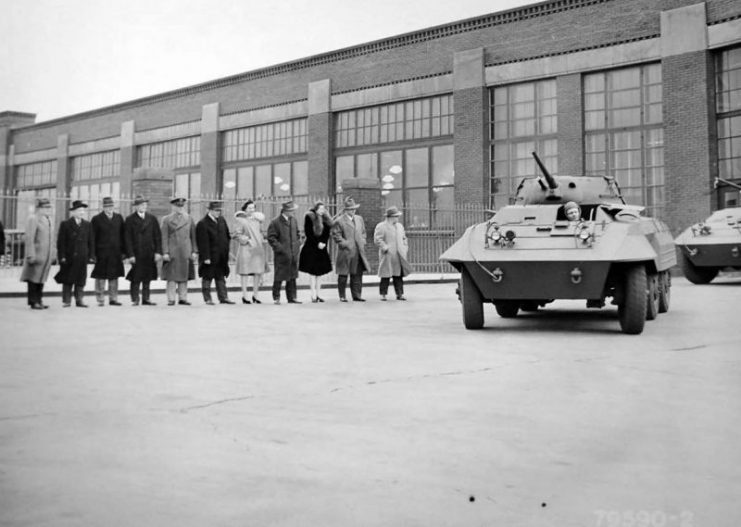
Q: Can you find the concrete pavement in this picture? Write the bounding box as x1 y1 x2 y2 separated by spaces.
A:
0 277 740 526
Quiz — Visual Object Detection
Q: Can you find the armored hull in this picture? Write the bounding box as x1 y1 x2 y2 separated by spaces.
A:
674 207 741 284
440 155 676 334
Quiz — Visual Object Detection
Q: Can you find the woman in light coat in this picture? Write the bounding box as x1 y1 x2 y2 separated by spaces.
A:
373 206 411 301
20 198 55 309
233 200 266 303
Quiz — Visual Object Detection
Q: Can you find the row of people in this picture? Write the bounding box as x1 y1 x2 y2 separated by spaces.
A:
20 195 412 309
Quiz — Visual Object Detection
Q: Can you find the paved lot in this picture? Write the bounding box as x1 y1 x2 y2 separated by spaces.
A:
1 277 740 527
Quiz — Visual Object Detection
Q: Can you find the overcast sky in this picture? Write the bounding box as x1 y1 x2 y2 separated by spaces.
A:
0 0 534 123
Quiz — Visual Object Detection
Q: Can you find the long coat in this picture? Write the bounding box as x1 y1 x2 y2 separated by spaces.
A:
161 211 197 282
374 220 410 278
233 213 266 275
54 217 94 286
124 212 162 282
298 210 333 277
90 211 125 279
196 214 231 280
20 214 54 284
331 213 369 276
267 214 300 282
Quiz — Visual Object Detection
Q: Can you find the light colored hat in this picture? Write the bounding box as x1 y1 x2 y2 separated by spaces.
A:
385 206 402 217
343 197 360 210
564 201 579 212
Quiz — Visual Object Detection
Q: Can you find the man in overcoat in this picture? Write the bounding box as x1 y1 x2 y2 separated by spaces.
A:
266 200 301 304
20 197 55 309
124 195 162 306
90 196 125 306
161 197 197 306
54 200 95 307
331 197 370 302
196 201 234 305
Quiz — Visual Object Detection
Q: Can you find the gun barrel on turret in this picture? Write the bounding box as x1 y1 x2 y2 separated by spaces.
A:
532 152 559 190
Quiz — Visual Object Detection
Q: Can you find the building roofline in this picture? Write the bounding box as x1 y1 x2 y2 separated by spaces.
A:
17 0 610 131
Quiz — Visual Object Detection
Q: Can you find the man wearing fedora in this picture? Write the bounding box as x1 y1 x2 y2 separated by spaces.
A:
161 197 197 306
20 197 55 309
266 200 302 304
196 201 234 305
331 196 370 302
54 200 95 307
124 195 162 306
374 206 411 301
90 196 125 306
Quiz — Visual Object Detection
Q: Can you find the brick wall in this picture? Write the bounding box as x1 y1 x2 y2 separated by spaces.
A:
557 74 584 176
663 50 716 234
453 87 488 209
308 113 332 195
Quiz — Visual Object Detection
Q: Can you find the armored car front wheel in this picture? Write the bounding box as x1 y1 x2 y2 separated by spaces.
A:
646 273 659 321
658 271 671 313
618 265 647 335
678 251 718 284
460 268 484 329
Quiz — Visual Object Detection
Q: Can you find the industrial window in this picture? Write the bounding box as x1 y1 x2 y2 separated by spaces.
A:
584 64 664 217
70 181 121 217
71 150 120 181
489 79 558 210
15 160 57 190
137 136 201 169
172 172 203 217
222 119 307 162
222 160 308 200
717 46 741 186
334 95 453 148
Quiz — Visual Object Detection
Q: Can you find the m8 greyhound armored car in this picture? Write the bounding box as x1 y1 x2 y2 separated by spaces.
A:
440 153 676 334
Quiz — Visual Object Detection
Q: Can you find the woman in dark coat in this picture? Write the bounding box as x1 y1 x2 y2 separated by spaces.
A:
54 200 95 307
298 201 333 302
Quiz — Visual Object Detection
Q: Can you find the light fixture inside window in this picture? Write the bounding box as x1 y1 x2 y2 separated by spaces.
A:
382 182 395 190
224 181 236 189
382 174 395 183
381 190 390 196
280 183 290 191
389 165 402 174
274 177 283 184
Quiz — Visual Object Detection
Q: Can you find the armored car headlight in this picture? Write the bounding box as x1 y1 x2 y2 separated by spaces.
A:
486 223 501 246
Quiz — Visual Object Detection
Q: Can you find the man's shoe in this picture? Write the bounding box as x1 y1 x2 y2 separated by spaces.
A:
178 300 191 306
132 300 140 306
109 300 122 306
220 299 235 305
31 303 44 310
62 302 71 308
76 303 89 308
205 300 215 305
352 298 366 302
98 302 105 307
396 295 407 301
273 299 281 305
380 295 387 301
339 297 348 302
168 301 176 306
287 299 302 304
142 300 157 306
41 304 50 309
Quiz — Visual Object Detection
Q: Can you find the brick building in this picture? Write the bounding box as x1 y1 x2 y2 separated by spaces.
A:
1 0 740 234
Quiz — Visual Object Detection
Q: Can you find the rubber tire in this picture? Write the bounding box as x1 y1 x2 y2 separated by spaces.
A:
520 301 540 312
646 273 659 321
618 265 647 335
460 268 484 329
658 271 670 313
678 251 718 284
495 300 520 318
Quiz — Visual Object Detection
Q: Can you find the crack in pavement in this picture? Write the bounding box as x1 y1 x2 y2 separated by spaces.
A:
178 395 256 413
0 413 56 422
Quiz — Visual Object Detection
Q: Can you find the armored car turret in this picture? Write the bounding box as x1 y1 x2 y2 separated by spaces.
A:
440 153 676 334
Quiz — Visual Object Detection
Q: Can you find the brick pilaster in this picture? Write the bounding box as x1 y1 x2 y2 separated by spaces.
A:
308 79 332 196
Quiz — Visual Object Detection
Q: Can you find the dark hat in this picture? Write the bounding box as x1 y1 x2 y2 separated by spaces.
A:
280 200 299 212
133 195 149 206
240 200 254 211
342 197 360 210
208 201 223 210
170 197 187 206
69 200 88 211
102 196 115 207
36 197 52 208
385 206 402 217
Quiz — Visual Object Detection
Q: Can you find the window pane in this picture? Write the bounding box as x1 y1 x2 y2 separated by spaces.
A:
406 148 429 188
237 166 254 198
380 151 402 194
255 165 272 197
356 153 377 180
432 145 454 187
274 163 291 196
292 161 308 196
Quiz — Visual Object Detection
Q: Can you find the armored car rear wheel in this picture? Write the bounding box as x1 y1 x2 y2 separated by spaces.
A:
460 268 484 329
495 300 520 318
678 251 718 284
646 273 659 321
658 271 671 313
618 265 647 335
